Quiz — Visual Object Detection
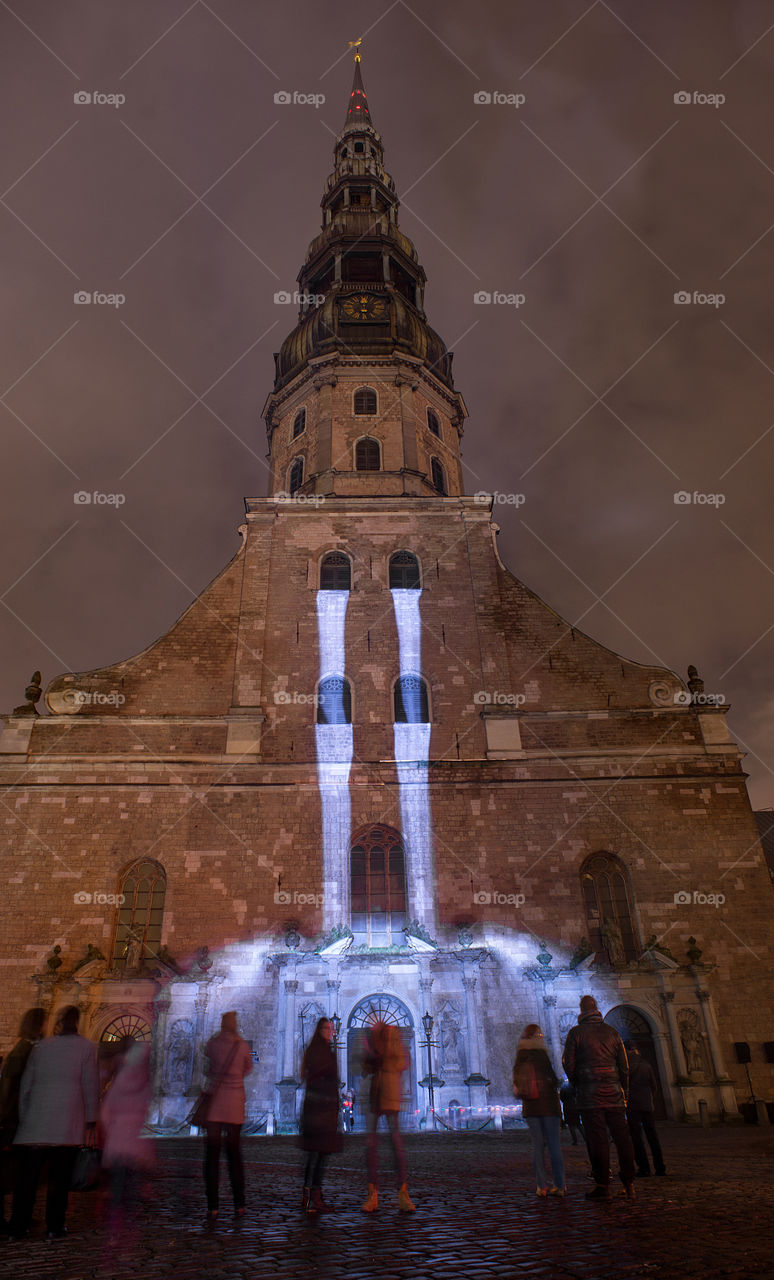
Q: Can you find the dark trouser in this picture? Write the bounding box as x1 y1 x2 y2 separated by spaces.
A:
204 1123 244 1212
582 1108 637 1187
9 1145 79 1235
366 1111 406 1188
627 1109 665 1174
303 1153 328 1189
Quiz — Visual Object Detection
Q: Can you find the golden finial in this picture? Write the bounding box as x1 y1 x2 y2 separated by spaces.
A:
348 38 363 62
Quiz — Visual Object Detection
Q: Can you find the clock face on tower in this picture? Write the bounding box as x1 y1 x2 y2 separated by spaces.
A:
339 292 390 323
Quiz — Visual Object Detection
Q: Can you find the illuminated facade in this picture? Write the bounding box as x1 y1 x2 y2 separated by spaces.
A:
2 57 772 1130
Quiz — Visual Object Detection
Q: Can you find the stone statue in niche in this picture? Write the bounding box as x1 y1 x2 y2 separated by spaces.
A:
678 1009 708 1075
601 917 624 967
165 1020 194 1093
440 1013 462 1074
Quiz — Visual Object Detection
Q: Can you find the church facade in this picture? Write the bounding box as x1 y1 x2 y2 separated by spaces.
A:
1 58 772 1131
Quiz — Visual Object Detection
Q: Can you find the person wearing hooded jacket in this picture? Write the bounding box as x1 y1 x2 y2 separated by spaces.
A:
562 995 637 1200
514 1024 566 1196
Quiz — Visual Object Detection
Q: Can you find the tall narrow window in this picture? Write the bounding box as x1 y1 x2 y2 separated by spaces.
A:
350 826 407 947
354 387 377 415
320 552 351 590
394 674 429 724
427 409 441 438
317 676 352 725
355 437 381 471
431 458 446 495
289 457 304 494
292 408 306 438
112 860 166 969
389 551 420 590
581 852 639 965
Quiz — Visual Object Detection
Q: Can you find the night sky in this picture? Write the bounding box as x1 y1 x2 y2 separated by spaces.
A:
2 1 774 807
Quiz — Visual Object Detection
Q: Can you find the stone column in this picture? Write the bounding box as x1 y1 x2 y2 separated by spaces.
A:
282 979 299 1080
462 971 489 1114
152 991 172 1122
313 373 337 478
192 988 209 1093
395 374 419 476
696 987 739 1117
660 990 688 1078
542 993 560 1069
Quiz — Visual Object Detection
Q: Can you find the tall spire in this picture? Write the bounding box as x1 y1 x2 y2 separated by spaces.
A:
344 40 372 128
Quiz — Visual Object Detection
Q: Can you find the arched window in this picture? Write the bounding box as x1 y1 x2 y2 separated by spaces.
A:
431 458 447 495
288 456 304 494
389 551 420 590
394 674 429 723
350 826 407 947
354 387 377 415
581 852 639 965
292 408 306 438
317 676 352 725
112 859 166 969
427 408 441 438
320 551 351 591
355 437 381 471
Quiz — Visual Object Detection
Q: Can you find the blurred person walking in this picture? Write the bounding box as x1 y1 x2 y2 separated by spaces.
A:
100 1036 155 1235
8 1005 99 1240
0 1008 46 1232
625 1044 666 1177
562 995 637 1200
559 1079 583 1146
298 1017 341 1213
514 1024 565 1197
201 1011 253 1221
361 1021 414 1213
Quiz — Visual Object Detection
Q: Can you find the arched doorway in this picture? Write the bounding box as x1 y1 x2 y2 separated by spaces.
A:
347 994 415 1131
605 1005 666 1118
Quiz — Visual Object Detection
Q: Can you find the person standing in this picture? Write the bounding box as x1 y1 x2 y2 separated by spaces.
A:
562 995 637 1200
514 1024 565 1197
559 1079 583 1146
298 1017 342 1213
625 1044 666 1177
0 1008 47 1232
361 1021 415 1213
100 1036 155 1235
8 1005 99 1240
202 1011 253 1221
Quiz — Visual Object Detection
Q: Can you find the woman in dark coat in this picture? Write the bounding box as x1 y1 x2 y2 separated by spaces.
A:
514 1023 566 1197
299 1018 341 1213
0 1008 46 1231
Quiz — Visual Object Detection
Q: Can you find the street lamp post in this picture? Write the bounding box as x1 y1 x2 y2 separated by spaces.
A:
419 1011 444 1129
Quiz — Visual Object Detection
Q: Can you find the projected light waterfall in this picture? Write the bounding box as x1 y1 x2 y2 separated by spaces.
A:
315 589 353 928
391 589 433 926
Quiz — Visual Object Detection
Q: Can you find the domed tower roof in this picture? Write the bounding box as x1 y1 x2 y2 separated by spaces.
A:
272 52 455 393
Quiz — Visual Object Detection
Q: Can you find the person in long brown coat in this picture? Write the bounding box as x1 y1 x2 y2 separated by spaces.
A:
0 1008 46 1232
202 1011 253 1220
361 1021 415 1213
298 1018 342 1213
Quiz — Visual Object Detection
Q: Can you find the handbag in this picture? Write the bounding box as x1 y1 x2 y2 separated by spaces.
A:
187 1039 241 1128
70 1144 101 1192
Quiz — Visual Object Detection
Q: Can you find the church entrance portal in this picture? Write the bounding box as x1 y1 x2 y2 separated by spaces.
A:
605 1005 666 1118
346 994 416 1132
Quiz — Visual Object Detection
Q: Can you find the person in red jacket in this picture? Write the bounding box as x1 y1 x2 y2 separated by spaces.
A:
202 1011 253 1221
514 1024 566 1196
562 995 636 1200
298 1018 342 1213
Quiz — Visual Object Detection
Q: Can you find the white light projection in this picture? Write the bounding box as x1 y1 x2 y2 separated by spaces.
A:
315 589 353 929
391 589 433 928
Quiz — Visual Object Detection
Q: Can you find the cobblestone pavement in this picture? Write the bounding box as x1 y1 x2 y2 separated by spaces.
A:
2 1124 774 1280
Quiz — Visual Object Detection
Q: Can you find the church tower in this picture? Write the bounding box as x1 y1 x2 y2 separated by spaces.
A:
263 52 467 501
